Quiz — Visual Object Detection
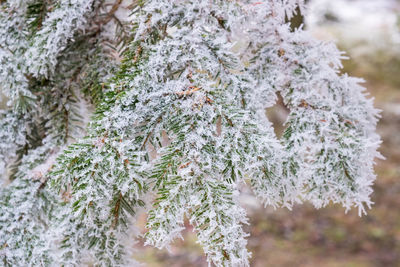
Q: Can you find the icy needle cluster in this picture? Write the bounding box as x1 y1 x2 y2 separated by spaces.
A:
0 0 381 266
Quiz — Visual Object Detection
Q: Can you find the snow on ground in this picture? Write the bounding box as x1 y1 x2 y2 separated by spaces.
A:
307 0 400 54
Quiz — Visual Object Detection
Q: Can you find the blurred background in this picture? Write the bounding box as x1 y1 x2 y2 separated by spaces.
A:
134 0 400 266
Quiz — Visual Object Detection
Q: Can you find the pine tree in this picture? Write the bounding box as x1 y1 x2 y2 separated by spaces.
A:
0 1 382 266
